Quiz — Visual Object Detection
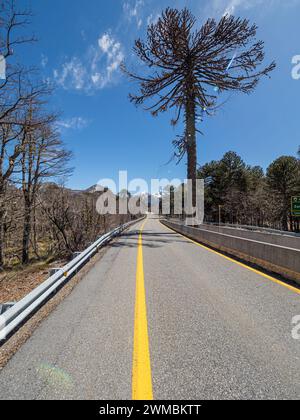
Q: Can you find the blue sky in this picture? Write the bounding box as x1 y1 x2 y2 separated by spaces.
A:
17 0 300 190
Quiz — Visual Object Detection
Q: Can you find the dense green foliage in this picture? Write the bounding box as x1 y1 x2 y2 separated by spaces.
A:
197 151 300 231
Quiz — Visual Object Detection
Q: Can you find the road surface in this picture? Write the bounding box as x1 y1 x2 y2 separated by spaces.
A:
0 216 299 400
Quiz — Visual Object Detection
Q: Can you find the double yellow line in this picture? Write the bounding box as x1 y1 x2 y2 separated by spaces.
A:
132 219 153 400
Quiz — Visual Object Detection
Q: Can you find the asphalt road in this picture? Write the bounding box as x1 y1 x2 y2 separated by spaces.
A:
0 216 299 400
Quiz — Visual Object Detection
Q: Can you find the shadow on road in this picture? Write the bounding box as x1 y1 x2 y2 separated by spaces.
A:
111 230 191 249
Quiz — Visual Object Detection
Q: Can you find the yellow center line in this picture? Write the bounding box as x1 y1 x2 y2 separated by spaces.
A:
161 221 300 296
132 219 153 400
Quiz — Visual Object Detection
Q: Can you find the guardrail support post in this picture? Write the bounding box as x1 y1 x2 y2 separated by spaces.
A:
0 302 16 315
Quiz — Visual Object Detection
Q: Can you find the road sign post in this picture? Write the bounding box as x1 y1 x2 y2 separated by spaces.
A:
291 196 300 217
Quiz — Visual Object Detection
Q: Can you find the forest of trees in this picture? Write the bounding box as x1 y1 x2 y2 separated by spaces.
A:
1 182 134 267
0 1 132 269
197 150 300 232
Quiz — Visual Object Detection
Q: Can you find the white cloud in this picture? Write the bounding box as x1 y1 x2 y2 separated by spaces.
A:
54 57 86 90
91 72 101 84
53 33 124 93
56 117 90 131
41 54 48 68
206 0 297 17
98 34 113 53
223 0 244 15
204 0 263 17
95 33 125 87
147 12 160 26
123 0 144 29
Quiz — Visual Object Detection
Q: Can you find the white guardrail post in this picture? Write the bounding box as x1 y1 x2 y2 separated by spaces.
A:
0 217 145 342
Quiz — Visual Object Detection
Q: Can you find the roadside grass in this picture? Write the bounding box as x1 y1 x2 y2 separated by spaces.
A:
0 255 67 303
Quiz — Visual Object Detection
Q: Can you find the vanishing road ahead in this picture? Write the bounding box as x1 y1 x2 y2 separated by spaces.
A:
0 216 300 400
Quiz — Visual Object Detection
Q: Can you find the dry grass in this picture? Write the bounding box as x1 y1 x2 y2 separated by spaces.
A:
0 259 67 303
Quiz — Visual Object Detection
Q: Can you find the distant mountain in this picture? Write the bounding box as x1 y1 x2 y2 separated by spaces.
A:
84 185 99 194
39 182 101 196
134 192 161 212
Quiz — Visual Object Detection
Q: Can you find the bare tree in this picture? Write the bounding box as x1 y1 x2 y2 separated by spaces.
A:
0 122 22 265
0 0 49 266
123 8 275 204
0 0 42 123
20 107 72 264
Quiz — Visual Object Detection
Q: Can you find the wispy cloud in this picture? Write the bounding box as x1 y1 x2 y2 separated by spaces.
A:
147 12 161 26
54 57 86 91
52 0 300 94
56 117 90 131
53 33 124 94
123 0 144 29
204 0 256 17
92 33 125 88
41 54 48 68
206 0 299 18
223 0 245 15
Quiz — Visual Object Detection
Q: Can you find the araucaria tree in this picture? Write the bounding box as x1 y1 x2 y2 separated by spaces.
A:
123 8 275 205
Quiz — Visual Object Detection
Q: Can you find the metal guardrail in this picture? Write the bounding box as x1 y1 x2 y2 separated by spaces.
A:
0 217 145 342
203 222 300 237
164 217 300 237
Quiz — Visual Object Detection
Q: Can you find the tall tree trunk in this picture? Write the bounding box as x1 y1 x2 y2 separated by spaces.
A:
282 212 288 232
185 98 197 211
0 206 5 267
282 197 289 232
22 201 32 264
31 200 40 258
